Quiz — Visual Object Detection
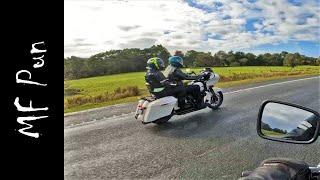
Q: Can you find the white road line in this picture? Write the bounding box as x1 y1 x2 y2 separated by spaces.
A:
224 76 319 95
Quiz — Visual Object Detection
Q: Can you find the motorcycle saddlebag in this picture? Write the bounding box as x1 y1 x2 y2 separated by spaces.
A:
142 96 177 123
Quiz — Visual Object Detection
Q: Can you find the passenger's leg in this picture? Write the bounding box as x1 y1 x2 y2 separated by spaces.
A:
171 86 186 108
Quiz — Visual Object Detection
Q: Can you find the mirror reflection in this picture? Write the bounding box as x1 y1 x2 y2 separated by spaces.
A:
261 102 318 141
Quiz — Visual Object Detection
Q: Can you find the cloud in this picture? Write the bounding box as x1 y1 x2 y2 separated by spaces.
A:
119 38 157 49
118 25 141 31
64 0 320 57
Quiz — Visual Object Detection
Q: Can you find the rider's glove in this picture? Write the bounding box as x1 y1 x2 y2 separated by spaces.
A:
160 79 171 86
239 158 311 180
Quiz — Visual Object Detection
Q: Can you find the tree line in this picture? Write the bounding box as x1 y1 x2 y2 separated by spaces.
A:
64 45 319 80
261 122 287 134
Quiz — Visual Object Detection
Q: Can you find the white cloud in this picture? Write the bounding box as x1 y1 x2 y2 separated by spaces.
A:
64 0 320 58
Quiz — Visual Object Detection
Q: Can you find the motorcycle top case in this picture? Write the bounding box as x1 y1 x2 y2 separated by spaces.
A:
138 96 177 123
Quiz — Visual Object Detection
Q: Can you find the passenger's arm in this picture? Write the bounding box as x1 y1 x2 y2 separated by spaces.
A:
174 69 202 80
156 72 171 86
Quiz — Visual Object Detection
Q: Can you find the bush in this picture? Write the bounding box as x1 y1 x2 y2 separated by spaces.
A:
64 88 81 96
229 62 240 67
65 86 140 108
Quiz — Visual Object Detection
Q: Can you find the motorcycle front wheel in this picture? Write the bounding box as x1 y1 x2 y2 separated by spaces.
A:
208 91 223 110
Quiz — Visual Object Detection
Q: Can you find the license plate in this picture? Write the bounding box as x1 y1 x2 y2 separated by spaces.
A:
135 109 143 120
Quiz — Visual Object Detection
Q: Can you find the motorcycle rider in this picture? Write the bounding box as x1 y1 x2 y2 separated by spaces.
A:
163 55 209 109
144 57 172 99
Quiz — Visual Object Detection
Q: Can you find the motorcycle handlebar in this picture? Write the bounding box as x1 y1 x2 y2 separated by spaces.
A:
310 166 320 173
186 71 197 75
242 166 319 178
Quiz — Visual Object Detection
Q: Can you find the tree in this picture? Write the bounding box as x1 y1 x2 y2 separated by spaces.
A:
184 50 199 67
239 58 248 66
230 61 240 67
213 50 227 66
146 45 171 64
316 57 320 66
255 55 267 66
226 52 236 66
234 51 245 60
283 53 304 68
64 56 89 79
193 52 214 67
245 53 257 66
283 54 296 68
261 122 272 131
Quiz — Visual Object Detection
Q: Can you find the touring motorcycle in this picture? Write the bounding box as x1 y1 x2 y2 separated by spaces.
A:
135 67 223 124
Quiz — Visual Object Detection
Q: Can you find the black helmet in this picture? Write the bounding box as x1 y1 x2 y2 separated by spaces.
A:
147 57 165 70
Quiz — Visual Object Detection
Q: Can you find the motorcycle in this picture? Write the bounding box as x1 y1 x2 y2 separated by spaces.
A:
134 67 223 124
242 100 320 179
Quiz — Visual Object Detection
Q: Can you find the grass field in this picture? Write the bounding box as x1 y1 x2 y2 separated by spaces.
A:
64 66 319 113
261 129 286 137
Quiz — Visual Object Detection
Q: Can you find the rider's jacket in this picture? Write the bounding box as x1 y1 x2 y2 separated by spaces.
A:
145 68 168 93
164 65 201 85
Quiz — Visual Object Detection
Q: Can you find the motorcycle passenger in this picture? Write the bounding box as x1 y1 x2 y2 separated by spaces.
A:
145 57 171 99
163 55 207 108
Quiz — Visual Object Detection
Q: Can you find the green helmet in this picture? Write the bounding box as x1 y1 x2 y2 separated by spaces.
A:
147 57 165 70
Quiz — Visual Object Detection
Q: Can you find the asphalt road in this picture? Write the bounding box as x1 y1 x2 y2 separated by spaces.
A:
65 76 320 180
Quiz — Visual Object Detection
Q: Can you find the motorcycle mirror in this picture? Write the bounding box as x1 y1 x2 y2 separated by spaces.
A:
203 67 213 72
257 100 320 144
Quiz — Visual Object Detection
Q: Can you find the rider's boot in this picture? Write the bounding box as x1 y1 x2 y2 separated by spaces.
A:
196 96 205 109
178 97 185 109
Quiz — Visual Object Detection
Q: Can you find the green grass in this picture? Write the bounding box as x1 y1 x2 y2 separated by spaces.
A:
261 129 285 137
64 66 319 113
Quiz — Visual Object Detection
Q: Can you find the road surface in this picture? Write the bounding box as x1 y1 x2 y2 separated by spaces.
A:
65 76 320 179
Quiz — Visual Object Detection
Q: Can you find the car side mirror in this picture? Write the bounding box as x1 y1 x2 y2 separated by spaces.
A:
257 100 320 144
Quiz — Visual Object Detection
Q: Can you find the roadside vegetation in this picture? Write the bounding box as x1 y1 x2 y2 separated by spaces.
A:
64 66 319 113
64 45 319 80
261 129 286 137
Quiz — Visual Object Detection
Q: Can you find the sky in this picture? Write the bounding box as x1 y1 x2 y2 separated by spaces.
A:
64 0 320 58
